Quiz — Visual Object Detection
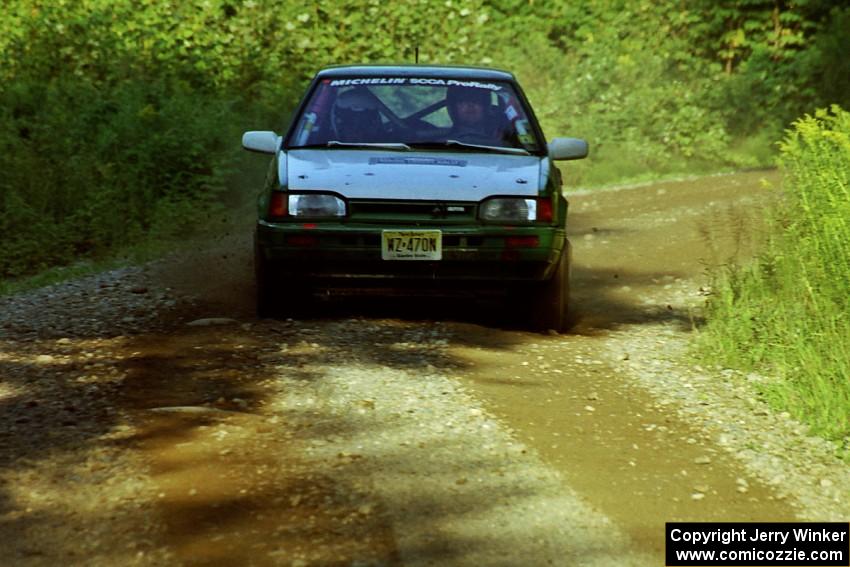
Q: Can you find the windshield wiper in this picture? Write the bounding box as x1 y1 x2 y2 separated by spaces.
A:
326 141 412 151
444 140 531 155
409 140 531 155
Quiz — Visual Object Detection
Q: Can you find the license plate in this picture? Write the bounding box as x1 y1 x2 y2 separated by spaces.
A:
381 230 442 260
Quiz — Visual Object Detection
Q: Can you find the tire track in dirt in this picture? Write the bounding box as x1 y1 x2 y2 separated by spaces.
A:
448 171 806 562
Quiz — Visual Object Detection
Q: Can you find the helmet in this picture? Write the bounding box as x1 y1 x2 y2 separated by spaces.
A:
446 86 491 123
331 88 382 142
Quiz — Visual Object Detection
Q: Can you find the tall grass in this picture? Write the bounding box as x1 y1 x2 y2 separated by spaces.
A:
697 106 850 450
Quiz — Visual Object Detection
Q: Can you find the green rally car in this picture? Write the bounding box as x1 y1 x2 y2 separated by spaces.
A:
242 65 588 331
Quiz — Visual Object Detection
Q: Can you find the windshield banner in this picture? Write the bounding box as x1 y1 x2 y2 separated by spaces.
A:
327 78 503 91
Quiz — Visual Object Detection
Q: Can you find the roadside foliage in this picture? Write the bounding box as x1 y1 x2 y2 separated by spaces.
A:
1 0 848 280
698 106 850 450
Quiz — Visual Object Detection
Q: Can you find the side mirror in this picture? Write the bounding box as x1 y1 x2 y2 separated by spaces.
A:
242 131 280 154
548 137 588 161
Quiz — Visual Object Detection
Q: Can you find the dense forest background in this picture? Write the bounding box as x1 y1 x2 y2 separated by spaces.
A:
1 0 849 279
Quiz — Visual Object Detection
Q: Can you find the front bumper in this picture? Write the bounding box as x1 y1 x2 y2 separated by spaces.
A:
256 221 567 283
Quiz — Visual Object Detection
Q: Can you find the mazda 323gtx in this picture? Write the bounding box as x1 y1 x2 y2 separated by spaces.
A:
242 65 588 331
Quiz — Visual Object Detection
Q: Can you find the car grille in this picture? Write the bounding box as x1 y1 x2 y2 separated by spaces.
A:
347 200 476 223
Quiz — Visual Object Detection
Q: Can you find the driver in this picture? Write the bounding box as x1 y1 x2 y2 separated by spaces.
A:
331 88 384 142
445 86 500 143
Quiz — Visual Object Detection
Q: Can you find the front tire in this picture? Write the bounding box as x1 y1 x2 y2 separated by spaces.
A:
254 239 281 318
530 246 571 332
254 237 313 319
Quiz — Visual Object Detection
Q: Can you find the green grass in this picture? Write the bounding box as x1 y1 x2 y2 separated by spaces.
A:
696 105 850 455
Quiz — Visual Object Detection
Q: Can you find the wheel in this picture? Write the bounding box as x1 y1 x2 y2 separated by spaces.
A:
254 237 313 319
529 246 571 332
254 239 281 318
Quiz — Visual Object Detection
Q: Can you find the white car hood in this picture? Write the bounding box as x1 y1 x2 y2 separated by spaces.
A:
285 149 541 200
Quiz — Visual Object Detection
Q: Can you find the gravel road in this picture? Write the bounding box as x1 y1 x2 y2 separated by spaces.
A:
1 170 847 566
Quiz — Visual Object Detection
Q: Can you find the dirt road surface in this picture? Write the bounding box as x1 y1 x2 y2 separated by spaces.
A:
2 170 848 566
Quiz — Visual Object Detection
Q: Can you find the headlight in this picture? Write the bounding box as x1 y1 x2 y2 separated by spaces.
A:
288 193 346 217
479 198 536 222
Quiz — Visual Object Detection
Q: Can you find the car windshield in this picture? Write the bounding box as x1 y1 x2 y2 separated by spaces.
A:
287 77 543 153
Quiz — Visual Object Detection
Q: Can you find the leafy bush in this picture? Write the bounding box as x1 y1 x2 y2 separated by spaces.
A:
490 2 738 185
0 78 237 277
697 106 850 447
683 2 850 139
